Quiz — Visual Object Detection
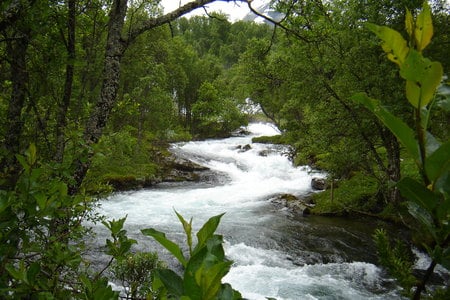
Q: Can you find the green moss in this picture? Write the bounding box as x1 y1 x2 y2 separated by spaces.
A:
311 172 379 215
252 134 287 144
84 130 166 192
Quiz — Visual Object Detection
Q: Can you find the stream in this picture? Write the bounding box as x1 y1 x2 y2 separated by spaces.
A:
89 123 406 299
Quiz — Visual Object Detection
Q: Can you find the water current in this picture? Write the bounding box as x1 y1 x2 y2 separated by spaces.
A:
90 123 407 299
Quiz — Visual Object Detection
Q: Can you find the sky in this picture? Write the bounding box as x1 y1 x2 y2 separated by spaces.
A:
160 0 268 22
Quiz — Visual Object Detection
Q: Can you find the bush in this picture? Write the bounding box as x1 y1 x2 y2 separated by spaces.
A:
111 252 166 299
311 172 379 215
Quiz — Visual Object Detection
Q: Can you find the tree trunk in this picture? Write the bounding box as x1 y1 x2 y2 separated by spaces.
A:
70 0 128 195
55 0 76 163
1 34 30 186
380 126 401 204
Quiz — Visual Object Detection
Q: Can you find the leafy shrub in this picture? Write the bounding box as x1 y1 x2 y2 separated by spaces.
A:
111 251 166 299
142 211 243 299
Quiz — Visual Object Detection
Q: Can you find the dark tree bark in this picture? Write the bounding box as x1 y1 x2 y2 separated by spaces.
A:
55 0 76 163
379 126 401 203
1 34 30 186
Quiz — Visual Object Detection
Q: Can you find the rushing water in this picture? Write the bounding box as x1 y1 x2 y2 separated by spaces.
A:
91 123 406 299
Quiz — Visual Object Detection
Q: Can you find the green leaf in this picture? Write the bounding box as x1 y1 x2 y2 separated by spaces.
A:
198 262 233 300
35 193 48 210
401 50 443 108
420 61 444 107
15 154 29 171
425 131 440 157
195 213 225 254
352 93 420 165
414 1 433 52
397 177 438 212
440 247 450 270
175 210 193 254
366 23 409 66
0 196 11 214
435 191 450 224
206 235 226 262
26 262 40 285
425 141 450 183
156 269 184 297
405 8 414 38
26 143 37 166
436 83 450 111
435 171 450 196
406 201 436 240
141 228 187 266
218 283 243 300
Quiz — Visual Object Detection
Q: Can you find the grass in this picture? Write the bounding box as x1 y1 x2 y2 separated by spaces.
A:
311 172 379 215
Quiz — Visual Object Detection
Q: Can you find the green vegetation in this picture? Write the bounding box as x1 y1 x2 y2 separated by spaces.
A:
311 172 379 215
353 3 450 298
0 0 449 298
142 212 242 299
111 251 166 299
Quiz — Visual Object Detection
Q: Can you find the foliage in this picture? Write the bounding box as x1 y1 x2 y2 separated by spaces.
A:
85 129 162 191
111 251 166 300
373 229 416 294
311 172 379 215
353 2 450 298
142 211 242 300
192 82 248 138
0 144 117 299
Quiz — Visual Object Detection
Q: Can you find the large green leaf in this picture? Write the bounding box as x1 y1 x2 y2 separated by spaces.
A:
406 201 437 240
426 141 450 183
366 23 409 66
141 228 187 266
414 1 433 52
352 93 420 165
397 177 438 212
435 171 450 196
184 247 207 299
401 50 443 108
197 261 233 300
194 213 225 254
156 269 184 297
206 235 226 262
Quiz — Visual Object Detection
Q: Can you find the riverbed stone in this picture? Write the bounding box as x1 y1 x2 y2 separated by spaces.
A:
270 194 313 216
311 177 327 190
237 144 252 152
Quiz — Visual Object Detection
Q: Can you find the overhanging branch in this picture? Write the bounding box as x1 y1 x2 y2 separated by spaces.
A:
127 0 245 43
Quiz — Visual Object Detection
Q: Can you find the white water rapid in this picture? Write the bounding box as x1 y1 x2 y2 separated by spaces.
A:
92 123 404 299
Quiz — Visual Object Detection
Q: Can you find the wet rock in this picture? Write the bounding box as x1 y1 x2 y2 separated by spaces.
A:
171 157 209 172
311 177 327 190
271 194 313 216
159 155 210 183
233 128 250 136
237 144 252 152
258 149 275 157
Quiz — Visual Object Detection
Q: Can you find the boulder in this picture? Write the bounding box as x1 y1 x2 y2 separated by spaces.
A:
271 194 313 216
311 177 327 190
237 144 252 152
171 157 209 172
258 149 275 157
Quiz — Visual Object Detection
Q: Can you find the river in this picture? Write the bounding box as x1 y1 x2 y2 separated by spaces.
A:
90 123 406 299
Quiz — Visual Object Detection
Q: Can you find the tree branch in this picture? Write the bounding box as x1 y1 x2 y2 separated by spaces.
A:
245 0 311 43
127 0 239 43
